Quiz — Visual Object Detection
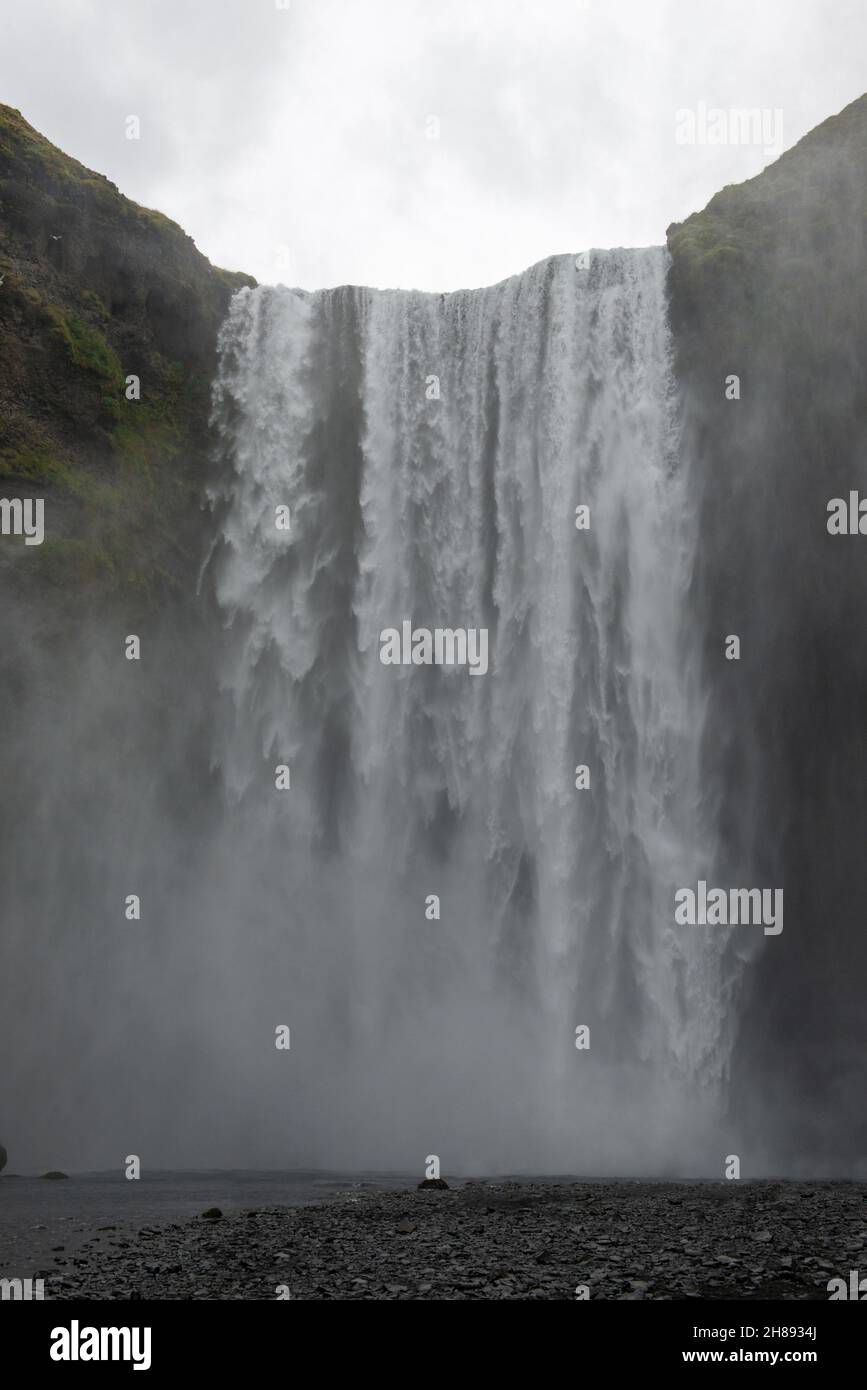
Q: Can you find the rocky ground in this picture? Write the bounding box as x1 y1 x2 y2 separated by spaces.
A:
39 1180 866 1300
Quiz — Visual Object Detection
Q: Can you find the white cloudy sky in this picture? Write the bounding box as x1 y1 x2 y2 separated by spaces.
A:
2 0 865 291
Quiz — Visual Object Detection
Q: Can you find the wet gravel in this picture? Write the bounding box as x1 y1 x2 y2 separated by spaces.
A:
39 1179 867 1300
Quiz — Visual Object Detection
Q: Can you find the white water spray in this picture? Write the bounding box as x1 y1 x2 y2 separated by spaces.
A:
207 250 730 1172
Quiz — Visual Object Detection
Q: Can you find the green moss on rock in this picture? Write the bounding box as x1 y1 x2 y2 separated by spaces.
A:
41 306 126 415
667 92 867 333
0 444 69 484
0 103 256 609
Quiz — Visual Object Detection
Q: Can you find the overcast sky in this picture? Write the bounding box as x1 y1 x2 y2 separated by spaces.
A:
2 0 866 291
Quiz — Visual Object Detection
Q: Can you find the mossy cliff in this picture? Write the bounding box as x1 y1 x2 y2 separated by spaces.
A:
0 104 254 607
667 93 867 1162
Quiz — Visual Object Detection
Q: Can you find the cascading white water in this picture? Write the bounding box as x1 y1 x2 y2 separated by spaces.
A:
207 250 730 1172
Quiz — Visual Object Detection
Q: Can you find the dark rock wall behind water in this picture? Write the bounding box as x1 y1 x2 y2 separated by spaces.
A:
667 93 867 1168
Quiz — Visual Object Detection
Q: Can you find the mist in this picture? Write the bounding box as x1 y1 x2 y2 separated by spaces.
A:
1 250 747 1177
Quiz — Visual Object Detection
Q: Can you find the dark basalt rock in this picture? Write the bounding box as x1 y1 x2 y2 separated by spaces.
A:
417 1177 449 1190
666 92 867 1165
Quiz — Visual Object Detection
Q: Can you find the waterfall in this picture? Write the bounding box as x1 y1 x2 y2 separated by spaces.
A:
207 250 730 1172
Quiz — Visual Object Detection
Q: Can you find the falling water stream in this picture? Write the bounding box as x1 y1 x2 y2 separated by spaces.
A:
205 250 731 1171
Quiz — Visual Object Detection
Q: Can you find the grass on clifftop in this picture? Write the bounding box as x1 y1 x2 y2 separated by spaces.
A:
667 93 867 303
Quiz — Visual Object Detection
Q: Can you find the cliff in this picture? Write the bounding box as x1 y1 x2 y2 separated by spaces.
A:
0 104 254 606
667 93 867 1163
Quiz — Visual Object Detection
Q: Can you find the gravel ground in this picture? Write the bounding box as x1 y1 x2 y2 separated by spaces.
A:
39 1180 866 1300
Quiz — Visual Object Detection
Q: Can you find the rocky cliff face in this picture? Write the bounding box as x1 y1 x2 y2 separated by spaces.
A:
0 104 254 608
667 94 867 1166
